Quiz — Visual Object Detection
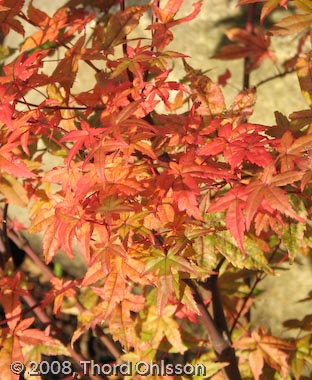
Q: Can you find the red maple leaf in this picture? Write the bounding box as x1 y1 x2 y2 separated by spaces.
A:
214 27 276 72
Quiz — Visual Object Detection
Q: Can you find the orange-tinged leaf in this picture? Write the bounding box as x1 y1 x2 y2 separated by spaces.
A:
245 165 306 230
226 199 246 255
29 204 54 234
119 256 149 285
154 0 183 23
275 130 299 171
17 322 65 350
294 0 312 13
249 348 264 380
0 174 28 206
288 132 312 154
183 59 226 116
42 222 60 264
0 148 35 179
0 336 22 380
0 0 25 36
169 1 202 27
14 316 34 333
254 330 293 377
197 137 225 156
270 170 304 186
166 251 199 276
229 87 257 121
92 266 126 319
151 0 202 32
264 185 304 221
109 303 134 350
208 185 250 214
245 183 266 230
214 27 275 72
103 6 148 49
260 0 289 23
157 203 175 223
22 7 68 50
155 274 174 315
174 188 202 219
235 328 294 379
81 260 104 287
223 134 272 170
109 292 145 350
0 50 47 84
0 102 14 129
115 100 143 124
144 212 162 230
71 301 110 345
132 141 158 160
0 291 21 332
50 278 76 316
76 222 92 264
50 36 85 90
141 304 186 353
27 0 49 27
271 13 312 35
180 284 200 317
296 52 312 107
208 185 249 254
289 108 312 129
60 120 105 166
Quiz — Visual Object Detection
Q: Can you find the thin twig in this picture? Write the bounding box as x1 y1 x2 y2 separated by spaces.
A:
15 99 105 111
255 68 296 88
229 242 281 334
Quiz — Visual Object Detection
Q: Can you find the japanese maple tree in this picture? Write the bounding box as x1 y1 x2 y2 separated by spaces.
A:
0 0 312 379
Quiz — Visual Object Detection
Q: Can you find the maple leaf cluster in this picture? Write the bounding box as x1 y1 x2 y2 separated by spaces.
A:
0 0 312 379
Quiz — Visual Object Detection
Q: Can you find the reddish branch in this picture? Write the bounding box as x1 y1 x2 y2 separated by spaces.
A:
185 279 242 380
